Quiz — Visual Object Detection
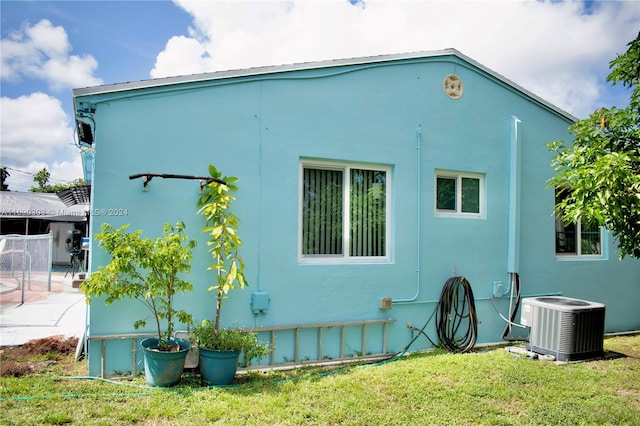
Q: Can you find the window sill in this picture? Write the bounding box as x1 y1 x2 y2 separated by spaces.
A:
435 212 484 219
555 255 606 262
299 257 391 265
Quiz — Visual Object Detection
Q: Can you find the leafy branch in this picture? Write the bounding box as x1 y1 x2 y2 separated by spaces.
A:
548 33 640 259
197 164 247 331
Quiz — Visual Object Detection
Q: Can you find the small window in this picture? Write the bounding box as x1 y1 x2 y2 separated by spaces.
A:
555 188 603 257
435 172 483 217
300 161 390 262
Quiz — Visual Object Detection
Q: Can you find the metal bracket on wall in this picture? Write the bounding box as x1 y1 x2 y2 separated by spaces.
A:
129 173 227 192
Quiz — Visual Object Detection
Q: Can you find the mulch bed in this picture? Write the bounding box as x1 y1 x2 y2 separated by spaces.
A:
0 336 78 377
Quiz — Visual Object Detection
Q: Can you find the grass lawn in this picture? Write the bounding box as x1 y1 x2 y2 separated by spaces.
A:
1 334 638 425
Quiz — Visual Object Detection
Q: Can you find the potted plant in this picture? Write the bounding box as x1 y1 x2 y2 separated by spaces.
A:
191 320 270 385
83 221 196 387
194 164 270 385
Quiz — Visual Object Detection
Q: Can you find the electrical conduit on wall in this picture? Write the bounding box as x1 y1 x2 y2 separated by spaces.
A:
392 126 422 304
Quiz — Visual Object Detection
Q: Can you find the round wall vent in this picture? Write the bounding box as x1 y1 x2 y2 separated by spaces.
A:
444 74 463 99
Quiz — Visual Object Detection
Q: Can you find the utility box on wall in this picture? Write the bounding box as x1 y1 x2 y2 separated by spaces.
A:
251 290 270 315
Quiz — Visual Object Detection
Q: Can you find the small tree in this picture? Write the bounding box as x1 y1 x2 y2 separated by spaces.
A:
84 221 196 351
548 33 640 259
197 164 246 331
30 167 52 193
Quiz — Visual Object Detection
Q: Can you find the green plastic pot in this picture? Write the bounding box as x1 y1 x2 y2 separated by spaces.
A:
140 337 191 387
198 347 241 385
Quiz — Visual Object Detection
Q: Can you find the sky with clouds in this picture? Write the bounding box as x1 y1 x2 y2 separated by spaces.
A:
1 0 638 192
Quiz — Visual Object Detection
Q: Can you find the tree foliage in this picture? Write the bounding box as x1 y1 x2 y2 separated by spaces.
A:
30 168 51 192
1 167 9 191
548 33 640 259
83 222 196 351
49 178 88 193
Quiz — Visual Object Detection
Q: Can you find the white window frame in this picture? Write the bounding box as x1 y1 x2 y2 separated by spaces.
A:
298 160 391 264
555 219 605 259
434 170 485 218
554 188 605 259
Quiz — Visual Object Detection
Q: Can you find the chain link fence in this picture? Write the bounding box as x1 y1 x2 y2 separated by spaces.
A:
0 234 53 308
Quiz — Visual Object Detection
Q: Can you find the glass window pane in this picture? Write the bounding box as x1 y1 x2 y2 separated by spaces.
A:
555 188 575 254
350 169 386 257
461 177 480 213
302 168 343 255
581 222 601 255
436 177 456 210
556 220 577 254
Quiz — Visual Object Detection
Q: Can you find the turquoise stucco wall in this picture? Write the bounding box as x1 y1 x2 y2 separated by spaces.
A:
77 54 640 376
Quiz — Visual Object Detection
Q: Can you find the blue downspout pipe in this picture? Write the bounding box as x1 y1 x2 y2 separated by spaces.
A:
505 116 522 335
508 116 521 274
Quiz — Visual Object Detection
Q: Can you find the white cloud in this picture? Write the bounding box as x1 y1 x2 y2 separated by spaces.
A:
0 19 102 91
48 154 85 186
0 92 73 167
151 35 215 78
154 0 639 118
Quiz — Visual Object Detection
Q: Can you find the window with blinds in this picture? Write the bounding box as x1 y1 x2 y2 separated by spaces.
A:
300 162 389 261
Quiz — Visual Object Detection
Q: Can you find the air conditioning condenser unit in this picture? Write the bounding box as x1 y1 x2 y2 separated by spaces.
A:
520 296 605 362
